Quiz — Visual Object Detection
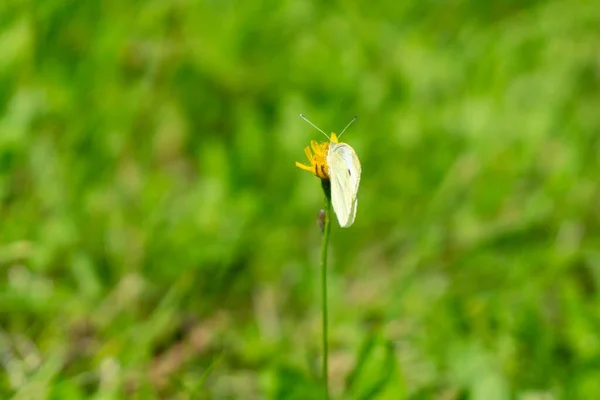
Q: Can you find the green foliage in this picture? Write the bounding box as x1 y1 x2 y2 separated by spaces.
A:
2 0 600 398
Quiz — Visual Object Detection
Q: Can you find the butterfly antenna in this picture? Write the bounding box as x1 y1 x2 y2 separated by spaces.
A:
300 114 330 140
339 115 358 138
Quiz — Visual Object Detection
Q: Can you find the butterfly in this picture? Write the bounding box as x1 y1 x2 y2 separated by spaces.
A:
295 114 361 228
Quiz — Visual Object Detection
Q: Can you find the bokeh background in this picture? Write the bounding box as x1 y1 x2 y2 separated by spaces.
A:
2 0 600 398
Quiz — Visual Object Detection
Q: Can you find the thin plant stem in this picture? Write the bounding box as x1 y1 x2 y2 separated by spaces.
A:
320 179 332 399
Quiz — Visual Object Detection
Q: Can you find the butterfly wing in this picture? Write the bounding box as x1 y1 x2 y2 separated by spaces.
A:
327 143 361 227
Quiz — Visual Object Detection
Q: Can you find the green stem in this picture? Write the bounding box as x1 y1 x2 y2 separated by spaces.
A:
320 179 332 399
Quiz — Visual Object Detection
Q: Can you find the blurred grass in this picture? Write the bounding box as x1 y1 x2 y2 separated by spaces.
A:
2 0 600 398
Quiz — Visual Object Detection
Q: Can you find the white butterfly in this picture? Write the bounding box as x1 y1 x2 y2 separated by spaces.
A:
296 115 361 228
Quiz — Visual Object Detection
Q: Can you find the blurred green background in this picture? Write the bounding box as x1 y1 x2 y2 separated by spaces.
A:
2 0 600 398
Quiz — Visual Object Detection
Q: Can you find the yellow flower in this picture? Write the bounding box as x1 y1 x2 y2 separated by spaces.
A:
295 133 340 180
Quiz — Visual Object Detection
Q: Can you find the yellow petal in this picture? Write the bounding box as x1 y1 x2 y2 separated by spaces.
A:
295 162 314 173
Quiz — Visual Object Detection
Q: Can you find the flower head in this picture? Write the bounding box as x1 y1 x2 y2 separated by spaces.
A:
295 133 340 180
